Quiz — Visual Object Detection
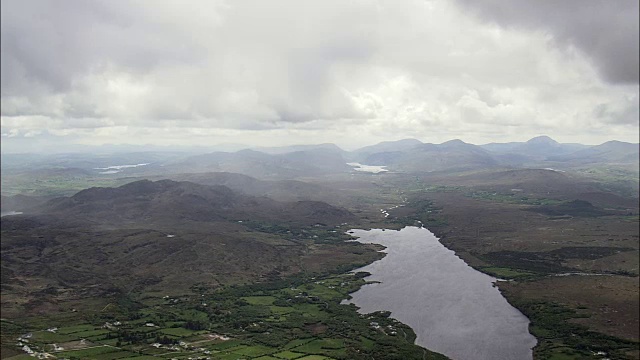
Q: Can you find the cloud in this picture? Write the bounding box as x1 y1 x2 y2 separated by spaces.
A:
453 0 639 84
1 0 638 151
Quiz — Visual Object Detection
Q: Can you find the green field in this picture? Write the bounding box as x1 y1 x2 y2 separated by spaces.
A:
480 266 535 279
56 324 97 334
243 296 277 306
1 273 447 359
158 327 201 337
231 344 277 357
296 355 335 360
272 350 306 359
293 338 346 358
56 345 119 358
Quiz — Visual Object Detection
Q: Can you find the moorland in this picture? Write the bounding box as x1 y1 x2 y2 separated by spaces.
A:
1 136 638 360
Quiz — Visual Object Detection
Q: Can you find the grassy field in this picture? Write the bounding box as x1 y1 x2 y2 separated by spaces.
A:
2 272 448 360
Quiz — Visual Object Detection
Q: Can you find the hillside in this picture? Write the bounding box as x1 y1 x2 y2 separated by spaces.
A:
481 136 588 159
156 172 343 203
361 139 498 172
40 179 356 227
165 148 352 179
548 140 640 165
0 179 368 322
1 194 51 213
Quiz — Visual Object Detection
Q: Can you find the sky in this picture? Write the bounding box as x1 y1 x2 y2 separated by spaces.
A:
1 0 639 153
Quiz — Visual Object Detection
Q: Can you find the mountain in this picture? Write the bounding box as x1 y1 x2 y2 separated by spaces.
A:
351 138 423 159
280 148 352 174
166 148 352 179
524 135 559 146
439 168 594 195
3 137 638 199
361 139 498 172
427 168 638 208
41 179 356 227
1 179 363 310
1 194 52 213
548 140 640 165
481 136 589 164
1 213 311 303
480 141 523 153
514 136 586 157
252 143 345 155
155 172 346 205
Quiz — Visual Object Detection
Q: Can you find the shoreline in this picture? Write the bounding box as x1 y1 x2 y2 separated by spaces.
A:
344 226 536 360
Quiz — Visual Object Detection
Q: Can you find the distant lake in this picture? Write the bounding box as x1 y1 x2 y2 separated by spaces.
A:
344 227 536 360
95 163 150 174
1 211 23 217
346 162 388 173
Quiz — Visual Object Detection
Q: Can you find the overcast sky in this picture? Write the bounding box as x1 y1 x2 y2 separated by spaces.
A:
1 0 638 153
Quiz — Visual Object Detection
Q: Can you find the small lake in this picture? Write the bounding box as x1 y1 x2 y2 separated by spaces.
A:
1 211 23 217
94 163 150 174
344 226 536 360
346 162 388 174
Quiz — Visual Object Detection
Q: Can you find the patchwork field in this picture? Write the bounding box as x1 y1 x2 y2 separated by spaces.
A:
1 273 447 360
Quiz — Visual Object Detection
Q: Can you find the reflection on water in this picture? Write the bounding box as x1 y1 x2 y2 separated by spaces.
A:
345 227 536 360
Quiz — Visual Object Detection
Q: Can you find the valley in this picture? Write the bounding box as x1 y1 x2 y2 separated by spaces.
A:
1 137 639 360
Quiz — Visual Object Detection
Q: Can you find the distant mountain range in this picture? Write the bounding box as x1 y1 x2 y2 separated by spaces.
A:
2 136 638 199
162 147 352 179
3 136 637 174
175 136 639 175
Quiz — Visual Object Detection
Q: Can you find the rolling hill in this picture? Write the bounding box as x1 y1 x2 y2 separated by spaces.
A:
548 140 640 165
164 147 352 179
0 179 366 319
40 179 356 227
358 139 499 172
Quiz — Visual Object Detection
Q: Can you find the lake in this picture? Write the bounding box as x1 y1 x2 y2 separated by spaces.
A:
94 163 150 174
1 211 23 217
346 162 388 173
344 226 536 360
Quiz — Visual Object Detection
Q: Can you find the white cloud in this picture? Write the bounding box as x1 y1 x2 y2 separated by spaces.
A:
1 0 638 152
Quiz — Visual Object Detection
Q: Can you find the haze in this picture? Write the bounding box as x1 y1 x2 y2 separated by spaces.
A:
1 0 638 154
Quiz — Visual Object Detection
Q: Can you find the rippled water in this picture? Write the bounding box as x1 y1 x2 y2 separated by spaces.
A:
344 227 536 360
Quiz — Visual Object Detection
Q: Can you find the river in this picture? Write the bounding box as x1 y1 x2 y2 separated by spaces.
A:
344 226 536 360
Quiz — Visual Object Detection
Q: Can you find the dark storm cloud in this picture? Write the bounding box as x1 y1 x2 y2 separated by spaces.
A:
455 0 639 84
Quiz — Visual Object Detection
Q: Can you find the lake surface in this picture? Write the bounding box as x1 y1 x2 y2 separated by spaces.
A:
346 162 388 173
1 211 23 217
94 163 150 174
344 227 536 360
